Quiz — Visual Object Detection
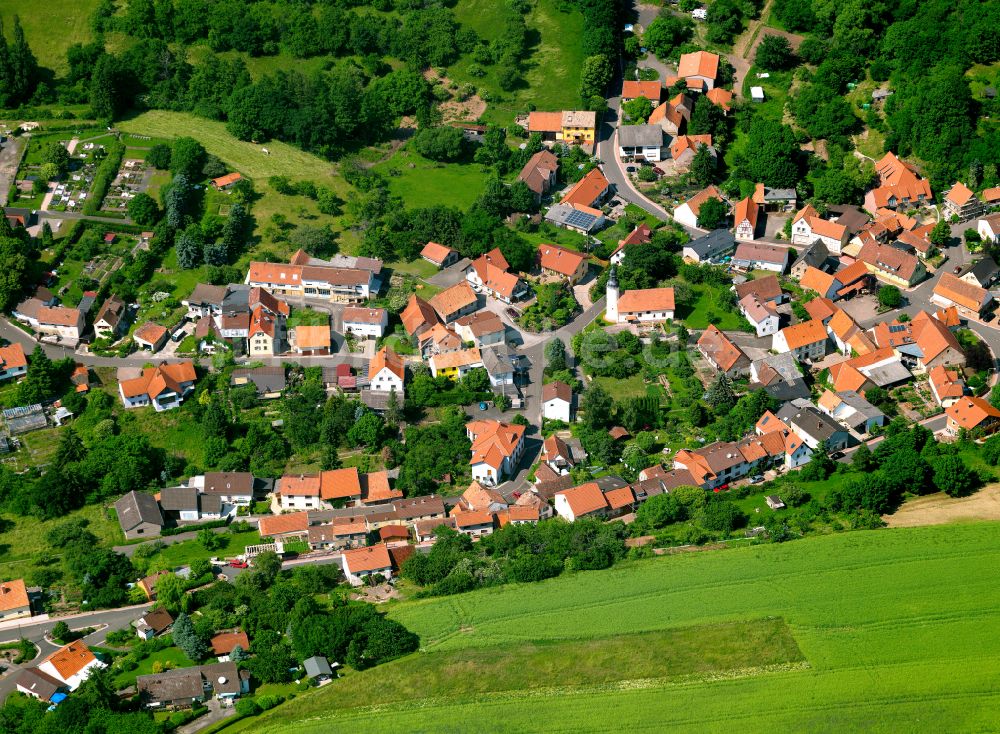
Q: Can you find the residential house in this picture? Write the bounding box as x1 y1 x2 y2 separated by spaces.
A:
804 296 838 324
542 381 574 422
772 319 829 361
776 402 852 451
978 213 1000 244
857 241 926 287
538 243 589 283
928 365 965 408
293 324 332 355
554 482 609 522
467 419 526 485
735 275 783 304
516 490 554 520
38 642 105 691
648 97 687 136
791 207 849 254
481 344 516 388
698 324 750 376
672 442 750 490
465 249 526 304
401 294 440 339
681 227 735 262
247 305 283 357
183 283 228 318
258 511 310 539
160 486 207 522
606 268 675 324
545 203 605 234
211 172 242 190
675 187 726 231
827 309 876 356
245 252 379 303
732 242 789 272
959 257 1000 289
895 228 936 259
137 662 249 708
18 303 85 342
115 490 165 539
303 656 334 683
368 346 405 394
621 80 662 104
739 294 780 337
94 295 128 339
136 570 171 601
526 110 597 146
496 505 541 527
210 631 250 660
753 183 797 212
454 510 496 537
749 352 811 402
604 486 636 518
942 182 984 221
454 311 505 348
0 343 27 381
429 347 483 380
0 578 31 621
453 482 508 515
618 124 663 161
931 273 993 317
231 366 286 397
133 322 169 351
307 522 368 551
195 471 256 507
420 241 460 268
273 474 321 512
341 544 394 586
361 470 402 505
670 134 715 167
934 306 962 330
706 87 734 112
732 197 761 243
517 150 559 203
561 168 610 209
134 608 174 640
118 361 197 411
817 390 885 434
676 50 720 91
342 307 388 339
983 186 1000 206
414 517 458 543
611 222 653 265
828 348 911 393
864 151 933 214
541 434 575 474
790 241 833 279
14 668 68 703
945 396 1000 436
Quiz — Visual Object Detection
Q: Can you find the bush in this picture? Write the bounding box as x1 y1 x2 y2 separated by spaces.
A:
83 141 125 215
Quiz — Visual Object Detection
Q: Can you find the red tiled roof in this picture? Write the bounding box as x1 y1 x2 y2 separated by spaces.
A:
420 241 457 265
561 168 609 208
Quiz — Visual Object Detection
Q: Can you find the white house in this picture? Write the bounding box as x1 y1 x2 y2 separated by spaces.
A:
978 214 1000 245
554 483 609 523
368 346 405 393
791 206 849 254
542 381 573 422
772 320 829 361
674 186 725 231
342 306 388 339
467 420 526 485
732 242 790 273
118 362 197 411
605 268 675 324
618 124 663 162
38 642 106 691
340 544 393 586
739 294 780 337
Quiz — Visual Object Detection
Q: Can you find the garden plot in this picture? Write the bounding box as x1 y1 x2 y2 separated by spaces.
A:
100 158 152 212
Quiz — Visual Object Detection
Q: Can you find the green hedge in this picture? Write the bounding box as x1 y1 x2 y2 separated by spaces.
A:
83 140 126 215
160 518 229 537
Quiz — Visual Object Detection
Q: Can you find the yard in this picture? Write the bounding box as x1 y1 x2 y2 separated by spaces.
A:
113 645 198 689
144 529 262 570
372 147 489 210
679 283 748 330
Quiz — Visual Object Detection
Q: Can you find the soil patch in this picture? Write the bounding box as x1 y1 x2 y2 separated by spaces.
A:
884 484 1000 528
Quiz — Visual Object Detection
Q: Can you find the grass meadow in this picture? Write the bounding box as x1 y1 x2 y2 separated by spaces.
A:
373 147 489 210
241 522 1000 733
0 0 98 73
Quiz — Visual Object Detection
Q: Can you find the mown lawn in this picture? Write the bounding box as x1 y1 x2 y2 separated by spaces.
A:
113 645 198 689
680 283 747 330
592 374 658 401
373 147 489 210
243 522 1000 733
0 0 99 73
146 530 262 570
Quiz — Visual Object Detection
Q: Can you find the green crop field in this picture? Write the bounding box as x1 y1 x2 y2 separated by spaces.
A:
242 523 1000 733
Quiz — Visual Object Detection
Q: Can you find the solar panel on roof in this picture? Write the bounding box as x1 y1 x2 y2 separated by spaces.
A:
564 210 597 228
889 324 907 333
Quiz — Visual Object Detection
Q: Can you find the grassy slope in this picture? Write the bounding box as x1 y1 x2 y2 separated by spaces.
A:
248 523 1000 732
373 147 488 210
0 0 98 74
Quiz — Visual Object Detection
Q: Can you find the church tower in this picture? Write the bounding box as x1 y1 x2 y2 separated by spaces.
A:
605 265 619 323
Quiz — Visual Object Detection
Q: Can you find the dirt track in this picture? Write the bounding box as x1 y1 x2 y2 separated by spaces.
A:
884 484 1000 528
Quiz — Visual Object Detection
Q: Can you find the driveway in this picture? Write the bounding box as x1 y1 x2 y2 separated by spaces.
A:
178 698 236 734
427 259 470 289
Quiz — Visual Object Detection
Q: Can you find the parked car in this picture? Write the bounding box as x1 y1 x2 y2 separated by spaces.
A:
954 265 963 274
749 475 764 484
830 451 845 460
228 560 249 568
625 165 637 173
505 307 520 320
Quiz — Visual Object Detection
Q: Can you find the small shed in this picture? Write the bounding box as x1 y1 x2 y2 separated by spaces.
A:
303 656 335 682
765 495 785 510
750 87 765 103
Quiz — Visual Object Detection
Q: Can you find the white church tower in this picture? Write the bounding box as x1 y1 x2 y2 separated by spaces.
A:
605 266 619 323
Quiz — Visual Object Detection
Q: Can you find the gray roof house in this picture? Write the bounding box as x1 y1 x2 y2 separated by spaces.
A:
15 668 67 702
776 402 853 451
618 124 664 161
137 662 249 709
481 345 515 387
115 490 165 540
682 229 736 263
790 241 833 278
303 655 335 681
960 256 1000 289
231 366 286 398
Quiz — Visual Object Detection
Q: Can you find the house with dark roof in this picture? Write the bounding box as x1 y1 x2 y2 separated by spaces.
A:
776 402 853 451
115 490 165 540
230 366 286 398
134 608 174 640
681 228 735 263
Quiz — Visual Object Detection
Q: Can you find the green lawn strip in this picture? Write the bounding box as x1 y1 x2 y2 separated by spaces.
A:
148 530 262 569
287 308 330 328
250 619 801 725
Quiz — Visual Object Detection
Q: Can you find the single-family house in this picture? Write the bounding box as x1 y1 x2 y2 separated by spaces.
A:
538 243 589 283
554 482 609 522
864 152 933 214
0 343 27 382
946 396 1000 436
943 182 984 221
429 347 484 380
817 390 886 434
341 543 394 586
542 380 573 422
368 346 405 394
342 307 388 339
856 241 926 287
772 319 829 361
454 311 505 348
465 249 526 304
732 197 760 242
561 168 610 209
0 578 31 621
119 361 197 411
621 80 662 104
931 273 993 317
32 305 85 341
231 366 285 398
928 365 965 407
675 187 726 231
698 324 750 376
681 227 735 262
14 668 68 703
211 173 242 191
776 402 852 451
735 274 784 304
134 608 174 640
827 309 876 356
94 295 128 339
676 50 720 91
753 183 797 212
648 97 687 136
749 352 811 403
137 662 249 708
790 241 833 280
618 124 663 161
739 294 780 337
705 86 734 112
210 631 250 659
454 510 495 537
541 434 575 474
258 511 310 540
303 656 335 682
611 222 653 265
467 419 526 485
672 442 750 490
978 214 1000 244
401 294 440 339
38 642 105 691
670 134 715 167
420 241 460 269
792 208 849 254
245 253 379 303
133 322 169 351
517 150 560 203
545 203 605 234
115 490 165 540
292 324 331 356
732 242 789 272
959 257 1000 289
481 344 516 388
307 522 368 551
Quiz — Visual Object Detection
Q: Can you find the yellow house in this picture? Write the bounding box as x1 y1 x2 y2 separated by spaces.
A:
561 110 596 144
429 348 483 380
